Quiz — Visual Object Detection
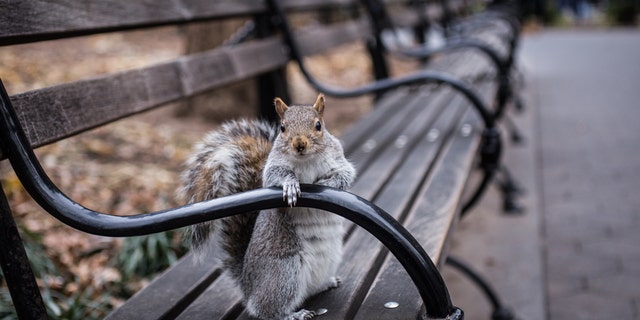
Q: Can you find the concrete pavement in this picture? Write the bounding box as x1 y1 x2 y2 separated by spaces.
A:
443 29 640 320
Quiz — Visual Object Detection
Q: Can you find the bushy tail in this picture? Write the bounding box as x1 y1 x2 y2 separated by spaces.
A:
179 119 277 272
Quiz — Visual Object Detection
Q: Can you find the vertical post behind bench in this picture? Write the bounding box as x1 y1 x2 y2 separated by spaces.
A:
255 14 290 123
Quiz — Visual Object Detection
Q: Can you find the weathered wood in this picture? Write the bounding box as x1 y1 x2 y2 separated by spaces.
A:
174 275 244 320
2 38 283 160
0 0 357 46
297 18 371 57
353 108 482 320
1 19 373 160
105 251 222 320
351 80 496 319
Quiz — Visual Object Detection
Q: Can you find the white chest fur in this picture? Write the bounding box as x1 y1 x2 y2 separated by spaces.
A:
291 152 337 184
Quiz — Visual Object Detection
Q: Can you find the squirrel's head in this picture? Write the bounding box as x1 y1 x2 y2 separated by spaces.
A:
274 94 326 157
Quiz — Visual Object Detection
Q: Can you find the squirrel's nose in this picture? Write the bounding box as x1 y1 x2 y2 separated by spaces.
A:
293 137 307 152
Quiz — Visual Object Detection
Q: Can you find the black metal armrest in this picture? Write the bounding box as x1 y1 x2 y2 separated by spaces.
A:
395 37 509 80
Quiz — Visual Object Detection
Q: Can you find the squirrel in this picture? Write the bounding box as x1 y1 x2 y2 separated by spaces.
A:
179 94 356 320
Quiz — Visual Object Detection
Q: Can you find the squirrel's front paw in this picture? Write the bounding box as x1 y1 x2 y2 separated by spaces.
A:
286 309 315 320
282 179 301 207
328 276 342 289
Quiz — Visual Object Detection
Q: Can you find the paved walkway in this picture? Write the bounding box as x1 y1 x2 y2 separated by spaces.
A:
526 29 640 320
444 29 640 319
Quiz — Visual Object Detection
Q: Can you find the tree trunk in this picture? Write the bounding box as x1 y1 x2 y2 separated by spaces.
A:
176 20 257 122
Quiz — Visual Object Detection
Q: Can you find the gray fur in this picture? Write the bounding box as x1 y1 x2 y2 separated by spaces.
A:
180 95 356 320
243 98 356 319
179 119 277 267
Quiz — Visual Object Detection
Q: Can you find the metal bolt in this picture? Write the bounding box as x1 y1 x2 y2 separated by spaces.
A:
362 139 377 153
394 135 408 148
460 124 473 137
427 128 440 142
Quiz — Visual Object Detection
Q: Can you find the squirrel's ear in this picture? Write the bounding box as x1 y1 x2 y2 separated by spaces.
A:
274 97 288 118
313 94 325 116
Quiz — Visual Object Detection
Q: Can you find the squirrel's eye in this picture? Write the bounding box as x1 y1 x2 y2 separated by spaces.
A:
315 121 322 131
280 124 285 132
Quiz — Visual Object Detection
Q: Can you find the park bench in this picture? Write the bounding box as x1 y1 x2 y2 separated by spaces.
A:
361 0 525 212
0 0 520 319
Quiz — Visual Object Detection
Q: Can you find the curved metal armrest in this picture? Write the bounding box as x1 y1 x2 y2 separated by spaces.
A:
449 10 520 42
266 0 495 130
394 37 514 120
0 81 461 319
395 37 509 77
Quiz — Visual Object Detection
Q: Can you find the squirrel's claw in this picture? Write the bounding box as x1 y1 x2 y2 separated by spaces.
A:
286 309 316 320
282 180 301 207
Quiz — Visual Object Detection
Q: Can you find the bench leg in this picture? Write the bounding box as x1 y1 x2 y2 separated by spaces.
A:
0 185 48 319
511 68 526 113
445 256 516 320
495 166 525 214
502 115 525 144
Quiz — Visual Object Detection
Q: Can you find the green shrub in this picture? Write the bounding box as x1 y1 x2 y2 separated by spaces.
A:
607 0 638 25
116 230 187 280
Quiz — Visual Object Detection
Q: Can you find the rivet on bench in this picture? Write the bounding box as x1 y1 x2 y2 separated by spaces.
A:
384 301 400 309
362 139 377 152
427 128 440 142
460 124 473 137
394 135 408 148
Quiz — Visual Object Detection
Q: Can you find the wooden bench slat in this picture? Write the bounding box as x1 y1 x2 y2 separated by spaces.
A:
353 107 483 320
347 88 450 200
347 91 434 196
3 38 283 159
345 96 470 320
9 61 183 155
1 19 370 160
0 0 256 45
370 93 466 217
339 59 460 156
105 251 223 320
174 274 244 320
297 18 371 57
0 0 358 46
339 88 414 155
1 0 468 46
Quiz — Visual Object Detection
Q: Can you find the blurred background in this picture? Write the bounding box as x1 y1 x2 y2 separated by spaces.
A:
0 1 638 319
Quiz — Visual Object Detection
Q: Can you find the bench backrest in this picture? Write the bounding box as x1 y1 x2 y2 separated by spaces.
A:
1 0 476 159
1 1 370 157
